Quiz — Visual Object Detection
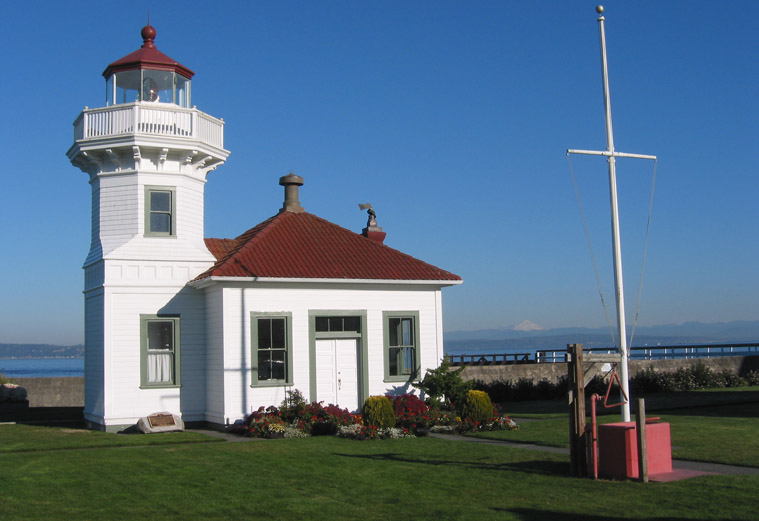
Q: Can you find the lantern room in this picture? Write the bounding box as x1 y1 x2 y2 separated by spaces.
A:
102 24 193 107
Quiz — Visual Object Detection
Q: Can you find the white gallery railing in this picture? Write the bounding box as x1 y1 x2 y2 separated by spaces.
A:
73 102 225 149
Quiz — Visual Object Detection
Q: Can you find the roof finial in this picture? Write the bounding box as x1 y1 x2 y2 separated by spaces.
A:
141 11 156 49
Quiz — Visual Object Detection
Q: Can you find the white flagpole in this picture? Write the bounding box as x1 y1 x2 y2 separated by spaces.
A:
568 6 659 422
598 4 631 422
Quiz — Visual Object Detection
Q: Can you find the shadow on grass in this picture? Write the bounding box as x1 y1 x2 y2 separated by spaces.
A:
499 508 699 521
0 406 86 428
504 390 759 418
649 395 759 418
333 452 568 476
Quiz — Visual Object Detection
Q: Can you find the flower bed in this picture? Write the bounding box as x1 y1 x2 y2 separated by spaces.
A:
235 390 518 440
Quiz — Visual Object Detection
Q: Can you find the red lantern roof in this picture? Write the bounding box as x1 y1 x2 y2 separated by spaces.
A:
102 25 194 79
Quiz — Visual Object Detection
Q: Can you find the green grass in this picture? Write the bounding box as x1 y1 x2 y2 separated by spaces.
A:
1 429 757 520
661 401 759 466
0 423 223 453
473 390 759 467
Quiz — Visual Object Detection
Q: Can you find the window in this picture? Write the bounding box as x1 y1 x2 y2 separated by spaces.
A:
315 316 361 334
140 315 180 388
145 187 175 236
251 313 292 386
383 312 420 381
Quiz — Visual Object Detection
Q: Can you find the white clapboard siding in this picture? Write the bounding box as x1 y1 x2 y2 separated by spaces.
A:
208 283 444 423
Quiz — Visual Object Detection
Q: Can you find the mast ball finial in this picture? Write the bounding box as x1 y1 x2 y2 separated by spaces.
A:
596 5 604 14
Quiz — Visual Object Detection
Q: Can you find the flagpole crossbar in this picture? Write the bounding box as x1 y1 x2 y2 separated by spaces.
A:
567 149 657 161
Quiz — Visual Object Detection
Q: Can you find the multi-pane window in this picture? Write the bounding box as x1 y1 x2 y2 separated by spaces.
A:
384 312 419 381
252 314 292 385
315 316 361 334
141 316 180 387
145 187 175 236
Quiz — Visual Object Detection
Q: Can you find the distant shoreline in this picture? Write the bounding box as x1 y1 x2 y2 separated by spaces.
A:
0 357 84 360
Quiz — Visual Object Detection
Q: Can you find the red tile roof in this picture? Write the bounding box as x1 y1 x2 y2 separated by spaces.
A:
196 211 461 283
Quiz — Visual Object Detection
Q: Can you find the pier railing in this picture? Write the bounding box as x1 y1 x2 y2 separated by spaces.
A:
446 353 532 365
447 343 759 366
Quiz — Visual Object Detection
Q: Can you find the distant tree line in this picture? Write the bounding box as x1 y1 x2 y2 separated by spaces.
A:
0 344 84 359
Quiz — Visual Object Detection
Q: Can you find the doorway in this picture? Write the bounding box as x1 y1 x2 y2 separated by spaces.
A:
310 314 365 412
314 338 359 412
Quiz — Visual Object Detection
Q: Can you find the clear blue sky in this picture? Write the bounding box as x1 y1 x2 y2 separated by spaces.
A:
1 1 756 345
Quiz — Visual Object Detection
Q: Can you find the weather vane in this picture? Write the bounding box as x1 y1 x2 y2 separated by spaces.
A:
358 203 377 227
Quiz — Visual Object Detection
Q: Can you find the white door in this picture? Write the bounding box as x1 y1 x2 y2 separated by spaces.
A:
315 338 359 412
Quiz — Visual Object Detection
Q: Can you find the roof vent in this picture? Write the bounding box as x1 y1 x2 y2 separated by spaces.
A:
279 172 305 213
359 203 386 244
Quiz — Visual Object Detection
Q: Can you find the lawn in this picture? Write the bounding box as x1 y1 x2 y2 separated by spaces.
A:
474 390 759 468
1 427 758 521
0 423 223 453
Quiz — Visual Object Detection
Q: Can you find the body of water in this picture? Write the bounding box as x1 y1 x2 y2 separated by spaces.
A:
0 358 84 378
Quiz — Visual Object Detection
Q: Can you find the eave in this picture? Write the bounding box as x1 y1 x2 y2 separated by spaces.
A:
188 276 463 290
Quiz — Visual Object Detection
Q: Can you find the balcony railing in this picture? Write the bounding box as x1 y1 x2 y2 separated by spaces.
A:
73 102 225 150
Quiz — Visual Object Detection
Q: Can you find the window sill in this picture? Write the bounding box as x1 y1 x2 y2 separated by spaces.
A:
383 376 415 384
140 384 181 390
250 382 292 388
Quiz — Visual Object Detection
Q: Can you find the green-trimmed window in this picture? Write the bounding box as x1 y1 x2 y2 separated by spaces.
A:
145 187 175 236
383 312 420 381
251 314 292 386
140 315 180 388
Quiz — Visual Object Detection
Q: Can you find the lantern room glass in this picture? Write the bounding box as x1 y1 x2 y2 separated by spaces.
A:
106 70 191 107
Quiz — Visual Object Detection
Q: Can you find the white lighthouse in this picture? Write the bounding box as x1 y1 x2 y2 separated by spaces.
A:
67 25 229 431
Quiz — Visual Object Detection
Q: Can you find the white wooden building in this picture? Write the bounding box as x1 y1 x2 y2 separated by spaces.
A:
67 25 461 432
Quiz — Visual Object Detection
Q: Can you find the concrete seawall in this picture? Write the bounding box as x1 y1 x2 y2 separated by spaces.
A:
10 377 84 407
6 356 759 407
460 355 759 384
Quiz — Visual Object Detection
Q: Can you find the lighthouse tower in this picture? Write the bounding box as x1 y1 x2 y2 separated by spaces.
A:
67 25 229 431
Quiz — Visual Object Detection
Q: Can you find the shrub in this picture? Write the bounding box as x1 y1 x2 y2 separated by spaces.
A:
242 399 359 438
362 395 396 429
298 402 357 435
245 406 287 438
391 393 433 433
459 389 493 424
279 389 308 423
745 369 759 386
413 358 473 409
630 364 750 393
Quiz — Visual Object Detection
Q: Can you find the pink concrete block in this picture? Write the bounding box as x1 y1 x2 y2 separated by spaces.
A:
598 421 672 479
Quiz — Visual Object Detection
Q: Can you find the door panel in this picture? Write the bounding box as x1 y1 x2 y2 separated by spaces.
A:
314 338 359 412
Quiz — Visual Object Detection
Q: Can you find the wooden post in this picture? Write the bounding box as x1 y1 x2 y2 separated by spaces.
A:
568 344 587 477
636 398 648 482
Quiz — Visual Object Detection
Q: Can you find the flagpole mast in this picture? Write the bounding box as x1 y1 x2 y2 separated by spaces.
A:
596 4 631 422
568 6 657 421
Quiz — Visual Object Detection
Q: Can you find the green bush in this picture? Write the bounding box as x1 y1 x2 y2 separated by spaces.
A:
470 362 754 403
413 358 473 409
745 369 759 386
362 395 396 429
459 390 493 424
279 389 308 423
0 373 11 385
629 363 751 393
